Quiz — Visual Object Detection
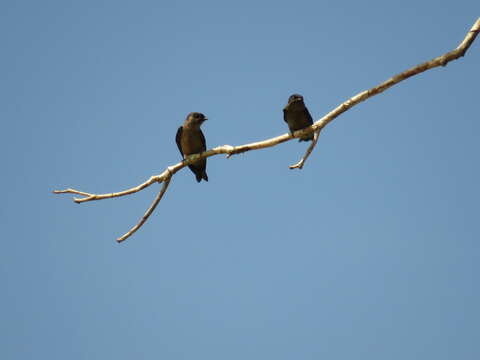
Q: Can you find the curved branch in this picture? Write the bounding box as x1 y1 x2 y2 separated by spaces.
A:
286 17 480 167
53 18 480 242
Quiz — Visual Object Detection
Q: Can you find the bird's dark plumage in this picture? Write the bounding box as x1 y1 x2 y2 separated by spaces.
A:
176 112 209 182
283 94 314 141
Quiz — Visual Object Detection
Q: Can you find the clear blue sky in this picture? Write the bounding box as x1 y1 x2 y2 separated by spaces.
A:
2 1 479 359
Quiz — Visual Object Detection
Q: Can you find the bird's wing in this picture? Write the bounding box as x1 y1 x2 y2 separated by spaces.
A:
175 126 184 157
304 107 314 125
199 129 207 152
283 107 289 123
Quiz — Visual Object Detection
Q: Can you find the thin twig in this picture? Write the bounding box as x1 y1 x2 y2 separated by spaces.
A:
53 18 480 242
289 130 321 169
117 177 172 243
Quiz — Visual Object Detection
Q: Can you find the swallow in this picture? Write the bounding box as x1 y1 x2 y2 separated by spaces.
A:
283 94 314 141
176 112 209 182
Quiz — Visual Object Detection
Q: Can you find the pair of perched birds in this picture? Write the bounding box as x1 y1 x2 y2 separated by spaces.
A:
176 94 314 182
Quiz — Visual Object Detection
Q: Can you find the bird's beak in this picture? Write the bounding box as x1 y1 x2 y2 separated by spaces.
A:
203 117 208 121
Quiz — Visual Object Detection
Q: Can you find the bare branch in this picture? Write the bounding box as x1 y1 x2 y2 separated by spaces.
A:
53 167 175 203
54 18 480 242
53 178 160 203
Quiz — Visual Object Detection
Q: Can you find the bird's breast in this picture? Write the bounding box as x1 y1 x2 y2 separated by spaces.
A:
180 129 204 155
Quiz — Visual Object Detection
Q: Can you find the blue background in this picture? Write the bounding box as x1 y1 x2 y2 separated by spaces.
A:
2 1 479 359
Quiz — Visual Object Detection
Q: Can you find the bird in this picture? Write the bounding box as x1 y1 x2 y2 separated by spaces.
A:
175 112 209 182
283 94 314 141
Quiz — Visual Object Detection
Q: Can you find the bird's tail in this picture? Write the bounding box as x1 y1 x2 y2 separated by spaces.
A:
196 171 208 183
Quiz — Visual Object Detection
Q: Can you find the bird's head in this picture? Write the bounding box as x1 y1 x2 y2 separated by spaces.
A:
288 94 304 104
286 94 306 110
186 112 208 127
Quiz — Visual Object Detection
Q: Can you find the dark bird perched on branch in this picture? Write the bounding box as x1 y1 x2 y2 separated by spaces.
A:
176 112 209 182
283 94 314 141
